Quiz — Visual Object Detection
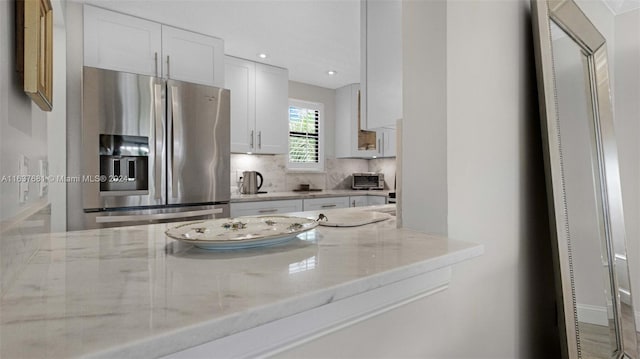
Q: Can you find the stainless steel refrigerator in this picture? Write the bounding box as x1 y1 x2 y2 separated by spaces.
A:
81 66 230 229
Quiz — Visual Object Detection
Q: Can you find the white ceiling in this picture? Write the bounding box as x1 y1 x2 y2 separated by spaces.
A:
602 0 640 14
83 0 361 89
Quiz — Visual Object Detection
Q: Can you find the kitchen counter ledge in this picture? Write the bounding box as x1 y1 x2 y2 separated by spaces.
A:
0 207 482 358
230 189 391 202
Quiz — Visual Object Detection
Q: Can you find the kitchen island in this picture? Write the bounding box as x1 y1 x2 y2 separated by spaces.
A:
0 206 482 358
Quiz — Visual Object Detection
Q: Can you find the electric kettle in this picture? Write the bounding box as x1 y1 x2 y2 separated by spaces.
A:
240 171 263 194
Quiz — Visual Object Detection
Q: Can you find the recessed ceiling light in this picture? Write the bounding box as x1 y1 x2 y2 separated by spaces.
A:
327 70 337 76
258 53 268 59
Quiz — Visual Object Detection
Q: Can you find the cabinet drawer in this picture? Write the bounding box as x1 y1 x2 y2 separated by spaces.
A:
230 199 303 217
303 197 350 211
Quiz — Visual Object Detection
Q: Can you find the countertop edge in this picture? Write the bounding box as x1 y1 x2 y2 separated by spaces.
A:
230 190 391 203
88 242 484 358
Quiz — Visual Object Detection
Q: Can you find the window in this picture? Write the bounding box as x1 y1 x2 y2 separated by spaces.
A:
288 99 324 171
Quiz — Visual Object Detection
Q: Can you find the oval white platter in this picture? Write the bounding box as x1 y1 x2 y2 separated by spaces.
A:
165 216 318 250
316 210 392 227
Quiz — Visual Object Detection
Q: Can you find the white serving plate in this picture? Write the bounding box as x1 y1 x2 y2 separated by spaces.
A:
165 216 318 250
317 210 392 227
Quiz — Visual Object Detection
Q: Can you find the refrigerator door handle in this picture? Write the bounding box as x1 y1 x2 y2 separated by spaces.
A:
169 85 181 198
95 208 223 224
154 83 164 199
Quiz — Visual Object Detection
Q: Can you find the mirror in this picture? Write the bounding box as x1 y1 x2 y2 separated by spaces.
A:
532 0 638 358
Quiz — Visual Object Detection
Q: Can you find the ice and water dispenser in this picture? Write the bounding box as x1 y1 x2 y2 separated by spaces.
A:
99 134 149 193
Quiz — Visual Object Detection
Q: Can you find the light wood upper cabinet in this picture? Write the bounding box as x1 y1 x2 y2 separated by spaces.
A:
361 0 402 130
84 5 224 87
225 56 289 154
161 26 224 87
84 5 161 76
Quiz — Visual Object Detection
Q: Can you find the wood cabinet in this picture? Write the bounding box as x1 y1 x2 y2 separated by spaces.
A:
303 197 350 211
225 56 289 154
361 0 402 130
84 5 224 87
230 199 302 217
335 84 379 158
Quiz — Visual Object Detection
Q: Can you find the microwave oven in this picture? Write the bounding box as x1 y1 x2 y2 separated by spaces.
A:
352 173 384 190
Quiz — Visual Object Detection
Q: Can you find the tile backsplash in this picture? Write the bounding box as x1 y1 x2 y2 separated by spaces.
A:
231 154 396 193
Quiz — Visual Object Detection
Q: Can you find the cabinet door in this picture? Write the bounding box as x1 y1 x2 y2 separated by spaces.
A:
225 56 256 153
335 84 379 158
382 128 396 157
84 5 161 76
230 200 303 217
361 0 402 130
255 64 289 154
303 197 350 211
367 196 387 206
162 26 225 87
350 196 369 207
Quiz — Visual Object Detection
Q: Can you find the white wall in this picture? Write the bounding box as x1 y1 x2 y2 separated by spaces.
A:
400 0 447 236
288 81 336 159
0 0 49 221
279 1 558 357
614 7 640 321
0 0 67 295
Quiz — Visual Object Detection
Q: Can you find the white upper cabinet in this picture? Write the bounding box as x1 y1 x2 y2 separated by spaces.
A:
335 84 379 158
377 128 396 158
225 56 289 154
161 26 225 87
255 63 289 154
84 5 161 76
84 5 224 87
226 57 256 153
361 0 402 130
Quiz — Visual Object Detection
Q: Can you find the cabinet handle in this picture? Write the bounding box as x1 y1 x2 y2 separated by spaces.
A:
166 55 170 79
154 52 158 77
250 130 254 148
258 208 278 213
258 131 262 149
321 204 337 208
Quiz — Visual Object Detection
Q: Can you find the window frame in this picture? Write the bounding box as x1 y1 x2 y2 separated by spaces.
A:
287 98 325 172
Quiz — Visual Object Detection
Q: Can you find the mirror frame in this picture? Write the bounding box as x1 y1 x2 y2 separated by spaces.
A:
531 0 638 358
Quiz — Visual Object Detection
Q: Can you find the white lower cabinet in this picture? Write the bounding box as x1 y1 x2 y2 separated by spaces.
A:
303 197 350 211
367 196 387 206
350 195 387 207
230 199 303 217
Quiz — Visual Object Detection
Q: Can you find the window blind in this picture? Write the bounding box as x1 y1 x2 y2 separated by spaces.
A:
288 105 319 163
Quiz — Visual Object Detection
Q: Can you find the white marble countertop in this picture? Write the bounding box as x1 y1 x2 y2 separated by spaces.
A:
230 189 391 202
0 206 481 358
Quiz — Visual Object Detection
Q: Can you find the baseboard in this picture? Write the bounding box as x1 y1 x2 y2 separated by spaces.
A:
578 304 640 332
576 304 609 326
